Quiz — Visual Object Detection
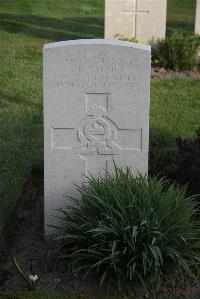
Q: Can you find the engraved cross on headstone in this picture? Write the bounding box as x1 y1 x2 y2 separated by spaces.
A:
123 0 150 37
52 93 142 178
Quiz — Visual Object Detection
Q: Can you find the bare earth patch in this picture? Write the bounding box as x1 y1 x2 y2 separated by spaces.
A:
151 67 200 80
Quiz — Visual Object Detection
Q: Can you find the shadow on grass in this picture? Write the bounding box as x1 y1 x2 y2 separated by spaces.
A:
0 92 41 109
149 126 200 197
149 126 177 147
0 13 195 41
0 13 104 41
167 20 195 33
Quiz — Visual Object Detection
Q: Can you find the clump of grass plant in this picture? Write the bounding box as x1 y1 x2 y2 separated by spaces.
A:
55 166 200 292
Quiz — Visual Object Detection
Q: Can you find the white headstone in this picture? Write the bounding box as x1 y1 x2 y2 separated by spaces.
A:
105 0 167 43
195 0 200 34
44 39 151 234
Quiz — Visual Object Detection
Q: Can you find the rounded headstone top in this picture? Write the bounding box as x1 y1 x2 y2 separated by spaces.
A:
43 39 151 52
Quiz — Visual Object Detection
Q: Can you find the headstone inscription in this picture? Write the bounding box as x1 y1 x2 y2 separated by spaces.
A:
195 0 200 34
43 39 151 234
105 0 167 43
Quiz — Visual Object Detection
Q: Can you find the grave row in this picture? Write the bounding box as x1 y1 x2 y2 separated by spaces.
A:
43 1 200 235
105 0 200 43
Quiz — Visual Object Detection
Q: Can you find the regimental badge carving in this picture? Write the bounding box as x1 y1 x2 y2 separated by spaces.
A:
75 94 119 156
52 93 142 157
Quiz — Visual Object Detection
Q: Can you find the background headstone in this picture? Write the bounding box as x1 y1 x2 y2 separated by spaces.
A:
195 0 200 34
44 40 151 234
105 0 167 43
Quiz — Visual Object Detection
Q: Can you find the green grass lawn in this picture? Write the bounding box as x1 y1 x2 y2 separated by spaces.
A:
150 77 200 142
0 293 199 299
167 0 196 32
0 0 199 234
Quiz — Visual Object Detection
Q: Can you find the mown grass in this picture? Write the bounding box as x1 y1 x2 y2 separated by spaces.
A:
0 0 199 234
167 0 196 33
0 0 104 234
150 77 200 144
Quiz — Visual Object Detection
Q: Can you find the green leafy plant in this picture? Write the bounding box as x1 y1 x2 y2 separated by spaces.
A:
151 30 200 71
55 166 200 292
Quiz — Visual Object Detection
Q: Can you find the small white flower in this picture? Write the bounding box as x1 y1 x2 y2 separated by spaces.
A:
28 274 38 282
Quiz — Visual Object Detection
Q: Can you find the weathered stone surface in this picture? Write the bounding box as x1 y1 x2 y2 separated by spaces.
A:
43 39 151 234
195 0 200 34
105 0 167 43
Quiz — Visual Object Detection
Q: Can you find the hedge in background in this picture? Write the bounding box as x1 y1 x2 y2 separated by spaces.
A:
151 30 200 71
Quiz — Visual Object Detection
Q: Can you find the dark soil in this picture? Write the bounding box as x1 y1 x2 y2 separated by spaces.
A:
0 169 107 297
0 168 199 298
